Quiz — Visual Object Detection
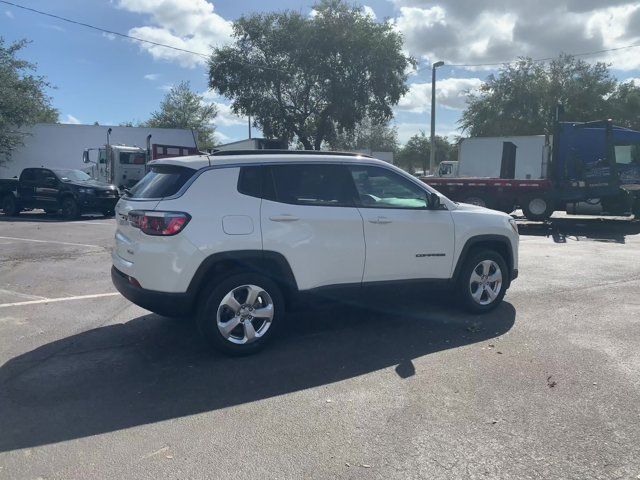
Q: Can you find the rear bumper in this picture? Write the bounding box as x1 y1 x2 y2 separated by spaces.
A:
111 266 193 317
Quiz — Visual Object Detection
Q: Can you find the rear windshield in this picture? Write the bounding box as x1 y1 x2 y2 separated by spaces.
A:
128 165 196 199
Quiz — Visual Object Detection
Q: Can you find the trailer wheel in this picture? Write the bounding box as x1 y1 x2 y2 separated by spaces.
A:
1 195 19 216
462 194 489 208
522 196 554 221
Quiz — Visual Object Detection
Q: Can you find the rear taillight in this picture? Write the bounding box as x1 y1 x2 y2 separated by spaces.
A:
128 211 191 236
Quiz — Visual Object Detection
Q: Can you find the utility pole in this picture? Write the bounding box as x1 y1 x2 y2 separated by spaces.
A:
248 116 252 139
429 61 444 175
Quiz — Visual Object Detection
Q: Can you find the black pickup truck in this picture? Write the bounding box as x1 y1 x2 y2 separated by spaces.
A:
0 168 119 219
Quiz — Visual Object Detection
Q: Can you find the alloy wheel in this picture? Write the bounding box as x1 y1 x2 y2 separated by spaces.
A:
216 284 274 344
469 260 502 306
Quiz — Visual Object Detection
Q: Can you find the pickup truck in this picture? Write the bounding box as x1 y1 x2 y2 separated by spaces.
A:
0 167 119 219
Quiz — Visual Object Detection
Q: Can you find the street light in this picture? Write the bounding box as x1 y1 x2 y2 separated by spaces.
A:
429 60 445 175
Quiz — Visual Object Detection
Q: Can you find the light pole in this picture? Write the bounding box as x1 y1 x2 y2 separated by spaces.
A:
429 61 444 175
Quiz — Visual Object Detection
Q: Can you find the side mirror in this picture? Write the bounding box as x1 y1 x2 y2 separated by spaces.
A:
82 150 90 164
427 192 441 210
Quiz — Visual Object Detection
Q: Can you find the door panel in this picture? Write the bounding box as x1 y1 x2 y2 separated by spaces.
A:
259 164 365 291
359 208 455 281
349 165 455 281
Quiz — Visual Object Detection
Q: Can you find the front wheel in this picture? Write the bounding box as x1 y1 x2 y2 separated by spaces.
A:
1 195 19 216
61 198 80 220
522 196 554 221
196 273 285 356
457 250 509 313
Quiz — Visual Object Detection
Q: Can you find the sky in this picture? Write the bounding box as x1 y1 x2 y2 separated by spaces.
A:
2 0 640 146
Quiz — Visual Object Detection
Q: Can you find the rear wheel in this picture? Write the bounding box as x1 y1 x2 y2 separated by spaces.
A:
196 273 284 356
457 249 509 313
522 195 554 221
462 193 489 208
61 197 80 220
1 195 19 216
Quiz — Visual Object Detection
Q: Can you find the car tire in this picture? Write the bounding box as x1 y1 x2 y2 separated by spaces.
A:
1 195 19 216
522 195 554 221
457 249 509 314
61 197 80 220
196 273 285 356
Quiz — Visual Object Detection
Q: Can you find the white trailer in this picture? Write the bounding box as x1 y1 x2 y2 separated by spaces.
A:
0 123 198 180
438 135 550 179
456 135 550 179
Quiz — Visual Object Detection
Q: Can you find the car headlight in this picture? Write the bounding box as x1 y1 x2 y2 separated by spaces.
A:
508 218 519 234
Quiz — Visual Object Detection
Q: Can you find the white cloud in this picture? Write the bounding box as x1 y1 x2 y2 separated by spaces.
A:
158 84 173 92
5 10 14 19
201 91 246 127
392 1 640 71
102 32 116 41
622 77 640 85
398 77 482 112
144 73 160 81
363 5 377 20
63 114 82 125
116 0 233 68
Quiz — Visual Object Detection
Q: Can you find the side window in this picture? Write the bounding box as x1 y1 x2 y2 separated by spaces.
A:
270 164 356 207
349 165 428 209
38 169 57 184
21 169 36 182
237 166 263 198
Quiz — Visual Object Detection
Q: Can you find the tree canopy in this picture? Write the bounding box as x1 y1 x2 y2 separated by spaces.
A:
0 38 58 163
327 117 398 152
145 81 217 149
459 54 640 136
209 0 413 150
395 132 456 174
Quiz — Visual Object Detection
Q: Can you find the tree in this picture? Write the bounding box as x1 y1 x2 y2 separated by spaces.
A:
395 132 454 174
608 80 640 131
209 0 413 150
0 38 58 163
145 81 217 149
460 55 616 136
328 117 398 152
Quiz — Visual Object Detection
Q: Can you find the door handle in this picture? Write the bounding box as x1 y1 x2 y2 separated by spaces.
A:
369 216 392 224
269 214 300 222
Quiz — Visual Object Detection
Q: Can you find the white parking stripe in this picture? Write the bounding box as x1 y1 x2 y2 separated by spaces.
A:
0 236 103 249
0 288 47 300
0 292 120 309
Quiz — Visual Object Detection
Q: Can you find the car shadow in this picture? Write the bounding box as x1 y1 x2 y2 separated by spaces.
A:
517 216 640 244
0 211 112 223
0 298 516 452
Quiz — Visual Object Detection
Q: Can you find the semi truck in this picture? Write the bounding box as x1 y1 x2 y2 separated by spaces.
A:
424 120 640 220
82 129 198 189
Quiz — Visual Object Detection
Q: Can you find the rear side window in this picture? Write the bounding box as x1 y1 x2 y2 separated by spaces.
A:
270 164 356 207
128 165 196 199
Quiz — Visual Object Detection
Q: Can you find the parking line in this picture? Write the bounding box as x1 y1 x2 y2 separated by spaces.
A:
0 288 47 301
0 236 103 249
0 292 120 309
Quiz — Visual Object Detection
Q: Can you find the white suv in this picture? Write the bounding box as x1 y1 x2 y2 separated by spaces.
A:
112 151 519 355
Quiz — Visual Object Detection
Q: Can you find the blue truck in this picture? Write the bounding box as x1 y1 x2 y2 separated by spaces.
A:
425 119 640 221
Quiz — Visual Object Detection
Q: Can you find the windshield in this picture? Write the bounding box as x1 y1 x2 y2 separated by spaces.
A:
53 169 91 182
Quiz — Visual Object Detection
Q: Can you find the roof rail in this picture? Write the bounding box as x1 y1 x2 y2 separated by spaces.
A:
209 149 372 158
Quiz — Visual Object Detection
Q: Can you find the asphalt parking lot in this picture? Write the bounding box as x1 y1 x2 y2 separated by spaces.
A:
1 212 639 480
